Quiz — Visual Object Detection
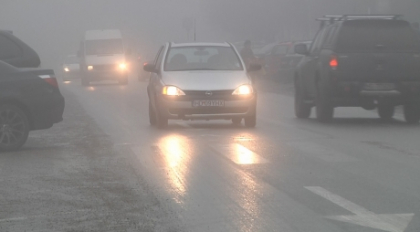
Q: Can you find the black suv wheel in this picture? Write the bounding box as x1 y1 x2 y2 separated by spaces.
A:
0 105 30 151
377 102 394 121
404 102 420 124
315 82 334 122
294 78 311 119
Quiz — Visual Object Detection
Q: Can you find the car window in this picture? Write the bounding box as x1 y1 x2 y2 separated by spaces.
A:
336 20 420 52
164 46 243 71
0 35 23 60
272 45 289 55
323 25 337 48
64 56 79 64
309 28 327 55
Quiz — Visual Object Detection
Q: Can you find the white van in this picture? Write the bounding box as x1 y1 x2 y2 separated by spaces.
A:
79 29 128 85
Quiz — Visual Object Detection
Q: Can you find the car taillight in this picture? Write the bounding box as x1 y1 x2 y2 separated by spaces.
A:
330 55 338 70
39 75 59 88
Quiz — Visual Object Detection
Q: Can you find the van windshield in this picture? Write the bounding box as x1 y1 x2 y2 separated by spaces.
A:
85 39 123 55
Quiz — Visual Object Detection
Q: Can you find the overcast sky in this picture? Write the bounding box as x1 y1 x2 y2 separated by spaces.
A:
1 0 419 67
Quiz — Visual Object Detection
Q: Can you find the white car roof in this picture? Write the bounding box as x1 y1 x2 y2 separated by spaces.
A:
85 30 122 40
170 42 231 48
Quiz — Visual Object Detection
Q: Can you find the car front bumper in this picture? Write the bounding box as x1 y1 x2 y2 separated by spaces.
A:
156 95 257 120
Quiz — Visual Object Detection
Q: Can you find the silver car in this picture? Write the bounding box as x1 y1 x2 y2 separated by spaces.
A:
144 42 261 128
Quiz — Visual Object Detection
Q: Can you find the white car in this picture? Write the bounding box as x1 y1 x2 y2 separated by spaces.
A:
144 42 261 128
62 55 80 80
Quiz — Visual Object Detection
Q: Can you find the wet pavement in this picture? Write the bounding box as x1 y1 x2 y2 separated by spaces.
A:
1 74 419 232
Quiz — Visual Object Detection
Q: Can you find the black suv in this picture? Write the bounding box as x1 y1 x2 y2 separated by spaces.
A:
294 15 420 123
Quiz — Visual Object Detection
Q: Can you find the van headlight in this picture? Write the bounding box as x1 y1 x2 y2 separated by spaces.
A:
232 85 253 95
162 86 185 96
119 63 127 70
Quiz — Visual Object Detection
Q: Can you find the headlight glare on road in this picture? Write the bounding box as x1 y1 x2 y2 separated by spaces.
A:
64 67 69 72
162 86 185 96
232 85 253 95
87 66 93 71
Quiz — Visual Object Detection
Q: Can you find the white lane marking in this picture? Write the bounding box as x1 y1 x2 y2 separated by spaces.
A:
212 143 267 165
0 217 27 222
306 186 414 232
290 142 357 162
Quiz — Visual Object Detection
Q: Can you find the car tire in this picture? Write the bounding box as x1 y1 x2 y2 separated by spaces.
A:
244 107 257 128
155 103 168 129
315 82 334 122
232 117 242 125
404 102 420 124
149 102 156 126
377 103 394 121
0 105 30 152
295 79 311 119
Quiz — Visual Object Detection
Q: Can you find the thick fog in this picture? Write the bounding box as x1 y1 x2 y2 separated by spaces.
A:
1 0 419 68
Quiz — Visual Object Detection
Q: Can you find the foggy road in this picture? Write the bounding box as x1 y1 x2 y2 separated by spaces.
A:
2 73 419 232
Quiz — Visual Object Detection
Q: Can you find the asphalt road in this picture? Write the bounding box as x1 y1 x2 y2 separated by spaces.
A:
1 73 420 232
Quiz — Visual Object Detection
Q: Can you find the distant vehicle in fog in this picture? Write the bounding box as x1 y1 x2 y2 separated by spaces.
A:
0 30 40 68
295 15 420 123
264 41 311 82
61 55 80 81
0 61 64 151
145 42 261 128
78 29 129 86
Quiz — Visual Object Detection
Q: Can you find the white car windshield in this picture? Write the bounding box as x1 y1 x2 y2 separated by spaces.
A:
164 46 243 71
85 39 123 55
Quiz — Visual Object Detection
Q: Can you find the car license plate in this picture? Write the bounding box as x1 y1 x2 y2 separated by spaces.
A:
363 83 395 91
192 100 225 107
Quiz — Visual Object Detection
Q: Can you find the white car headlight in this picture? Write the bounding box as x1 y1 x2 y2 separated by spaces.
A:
232 84 253 95
162 86 186 96
64 67 69 72
87 66 93 71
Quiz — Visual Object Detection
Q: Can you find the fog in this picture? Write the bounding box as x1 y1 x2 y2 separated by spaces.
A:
1 0 419 68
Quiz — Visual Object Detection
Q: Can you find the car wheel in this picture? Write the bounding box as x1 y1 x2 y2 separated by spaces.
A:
404 102 420 124
155 103 168 129
315 82 334 122
294 79 311 119
377 103 394 121
149 102 156 126
244 107 256 128
0 105 30 152
232 117 242 125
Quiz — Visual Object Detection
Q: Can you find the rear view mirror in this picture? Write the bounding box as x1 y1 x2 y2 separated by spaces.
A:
144 63 157 73
248 63 262 72
294 43 309 55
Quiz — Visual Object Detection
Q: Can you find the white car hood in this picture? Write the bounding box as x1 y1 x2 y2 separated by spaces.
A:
161 71 250 91
85 54 125 65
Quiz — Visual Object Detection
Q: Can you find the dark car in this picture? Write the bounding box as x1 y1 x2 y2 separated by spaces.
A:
294 15 420 123
265 41 311 82
0 61 64 151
